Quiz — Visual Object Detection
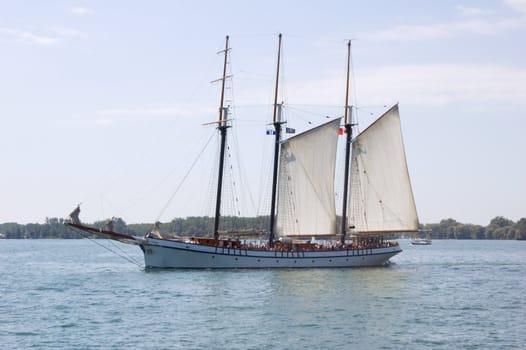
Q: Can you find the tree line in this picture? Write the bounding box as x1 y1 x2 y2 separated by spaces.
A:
0 215 524 240
0 216 269 239
420 216 526 240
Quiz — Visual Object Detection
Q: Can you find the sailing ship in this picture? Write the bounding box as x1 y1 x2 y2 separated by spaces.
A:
411 238 432 245
411 229 431 245
67 35 419 268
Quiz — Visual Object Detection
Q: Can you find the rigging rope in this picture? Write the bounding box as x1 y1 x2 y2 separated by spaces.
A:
155 131 216 223
106 237 142 265
70 226 142 267
230 121 258 216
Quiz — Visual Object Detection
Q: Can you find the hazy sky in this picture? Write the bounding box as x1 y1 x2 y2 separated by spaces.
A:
1 0 525 225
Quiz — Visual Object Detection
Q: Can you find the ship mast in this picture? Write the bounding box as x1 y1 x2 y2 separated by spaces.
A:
340 40 353 244
268 33 283 247
213 35 230 240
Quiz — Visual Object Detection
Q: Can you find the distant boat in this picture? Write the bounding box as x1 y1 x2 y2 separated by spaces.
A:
411 238 432 245
66 35 419 268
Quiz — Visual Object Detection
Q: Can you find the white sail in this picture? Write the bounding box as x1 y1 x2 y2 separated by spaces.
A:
348 105 419 233
276 118 341 237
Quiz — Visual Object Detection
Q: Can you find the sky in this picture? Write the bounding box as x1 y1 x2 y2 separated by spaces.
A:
1 0 525 226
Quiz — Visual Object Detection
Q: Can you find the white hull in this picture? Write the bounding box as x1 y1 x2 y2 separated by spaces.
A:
140 238 402 268
411 239 431 245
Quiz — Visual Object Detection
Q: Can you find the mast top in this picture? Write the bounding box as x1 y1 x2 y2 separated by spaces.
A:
218 35 230 128
272 33 283 125
344 39 352 126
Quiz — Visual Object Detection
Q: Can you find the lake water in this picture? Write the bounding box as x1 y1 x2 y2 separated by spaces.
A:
1 239 524 349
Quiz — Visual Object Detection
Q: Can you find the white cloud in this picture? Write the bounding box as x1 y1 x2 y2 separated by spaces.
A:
52 27 84 39
95 119 114 126
368 23 450 41
368 16 525 41
456 5 494 17
97 105 216 118
0 28 61 45
505 0 526 15
369 2 526 42
359 64 526 106
285 64 526 108
70 7 94 16
0 27 83 45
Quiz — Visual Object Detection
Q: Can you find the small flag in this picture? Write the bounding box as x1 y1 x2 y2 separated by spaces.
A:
286 127 296 134
266 129 276 135
338 128 346 135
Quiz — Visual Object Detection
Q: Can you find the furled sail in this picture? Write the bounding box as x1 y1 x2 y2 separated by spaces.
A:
348 105 419 233
276 118 341 237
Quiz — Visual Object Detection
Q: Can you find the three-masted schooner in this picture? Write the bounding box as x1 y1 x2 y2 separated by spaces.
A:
67 34 419 268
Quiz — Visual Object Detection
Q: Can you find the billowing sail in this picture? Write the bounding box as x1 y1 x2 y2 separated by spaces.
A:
276 118 341 237
348 105 419 233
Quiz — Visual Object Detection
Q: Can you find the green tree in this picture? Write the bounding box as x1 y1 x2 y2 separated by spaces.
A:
513 218 526 240
490 216 515 227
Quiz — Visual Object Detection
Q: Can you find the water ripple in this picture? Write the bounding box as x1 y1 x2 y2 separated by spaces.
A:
0 239 524 349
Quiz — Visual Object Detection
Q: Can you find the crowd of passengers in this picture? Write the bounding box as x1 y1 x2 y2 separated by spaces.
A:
198 237 399 252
